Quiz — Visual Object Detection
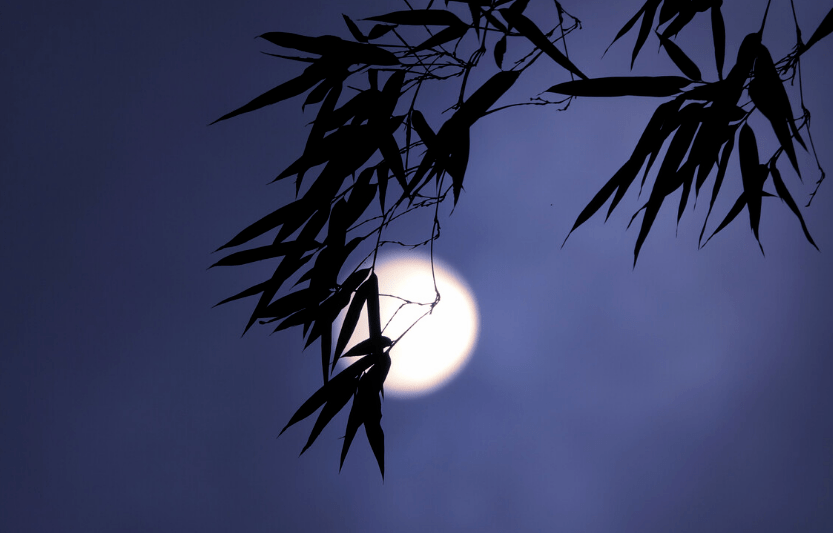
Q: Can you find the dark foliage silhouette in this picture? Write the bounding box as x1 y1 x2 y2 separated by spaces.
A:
211 0 831 477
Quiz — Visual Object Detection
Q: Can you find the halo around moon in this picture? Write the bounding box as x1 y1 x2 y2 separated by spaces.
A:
340 253 479 399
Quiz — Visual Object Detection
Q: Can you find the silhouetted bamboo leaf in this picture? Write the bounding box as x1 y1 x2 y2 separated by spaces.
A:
342 14 367 42
563 162 629 245
660 4 695 39
411 110 437 147
259 33 399 65
320 322 332 384
367 24 395 40
498 9 588 80
455 70 521 126
334 283 369 371
494 34 507 69
547 76 692 97
659 34 702 80
676 162 695 226
214 280 269 308
211 240 321 268
605 1 650 56
376 164 389 212
260 287 326 321
217 199 309 251
659 0 681 25
280 355 373 436
748 44 803 176
770 163 819 249
301 372 358 454
409 24 469 54
378 132 407 193
341 337 393 359
711 3 725 79
739 123 765 249
632 0 660 68
704 192 747 245
211 65 325 124
364 9 464 27
245 251 314 333
802 7 833 53
699 127 736 247
366 273 382 341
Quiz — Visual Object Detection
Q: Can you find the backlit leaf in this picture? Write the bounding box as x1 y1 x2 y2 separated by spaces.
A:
802 7 833 53
364 9 464 27
342 14 367 42
659 34 702 81
494 34 507 69
632 0 660 68
408 24 469 54
547 76 692 97
711 3 725 79
770 163 818 249
499 9 588 80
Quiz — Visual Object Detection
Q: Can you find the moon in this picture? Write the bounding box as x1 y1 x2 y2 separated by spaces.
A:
339 253 480 398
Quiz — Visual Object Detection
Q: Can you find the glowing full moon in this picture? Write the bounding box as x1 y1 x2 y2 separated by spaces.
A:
341 253 479 398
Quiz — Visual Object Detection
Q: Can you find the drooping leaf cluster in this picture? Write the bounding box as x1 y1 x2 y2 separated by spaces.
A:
211 0 830 476
212 0 585 477
559 0 827 265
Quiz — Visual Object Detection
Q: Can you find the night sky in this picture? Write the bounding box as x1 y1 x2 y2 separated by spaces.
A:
3 1 833 531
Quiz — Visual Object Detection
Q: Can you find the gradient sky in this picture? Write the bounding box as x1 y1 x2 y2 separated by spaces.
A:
3 1 833 531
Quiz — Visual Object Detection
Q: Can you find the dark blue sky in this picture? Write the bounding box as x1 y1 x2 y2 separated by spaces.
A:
3 1 833 531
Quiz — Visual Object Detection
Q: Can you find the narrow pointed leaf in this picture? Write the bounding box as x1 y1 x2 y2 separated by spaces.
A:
748 45 802 176
364 9 464 27
343 14 367 42
300 374 358 454
499 9 588 80
455 70 521 126
211 67 324 124
632 0 660 68
494 34 507 69
770 163 818 249
211 240 320 268
547 76 691 97
408 24 469 54
411 110 437 147
320 322 332 384
711 3 725 79
704 193 747 245
699 128 736 247
334 281 370 370
802 7 833 53
368 24 395 40
280 355 373 436
739 124 765 246
605 1 648 56
659 35 702 80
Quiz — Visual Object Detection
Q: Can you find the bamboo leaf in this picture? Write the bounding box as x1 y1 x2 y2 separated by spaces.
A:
455 70 521 126
604 1 648 56
770 163 819 249
368 24 395 40
632 0 660 68
342 14 367 42
748 44 803 176
408 24 469 54
711 3 725 79
704 193 747 245
280 355 373 436
211 240 321 268
802 7 833 53
301 373 358 454
494 34 507 69
499 9 588 80
334 280 370 370
699 128 736 247
548 76 692 98
659 34 702 81
364 9 464 27
211 66 324 124
738 123 765 249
